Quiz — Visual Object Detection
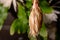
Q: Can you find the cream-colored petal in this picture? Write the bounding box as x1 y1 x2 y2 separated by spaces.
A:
0 0 12 8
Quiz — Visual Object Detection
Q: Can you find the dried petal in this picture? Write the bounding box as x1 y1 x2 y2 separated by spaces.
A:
29 0 43 37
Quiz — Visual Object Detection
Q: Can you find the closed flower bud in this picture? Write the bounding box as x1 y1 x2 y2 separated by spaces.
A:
29 0 43 37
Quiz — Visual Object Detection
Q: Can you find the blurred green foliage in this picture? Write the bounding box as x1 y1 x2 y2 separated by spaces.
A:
0 4 8 30
10 0 48 40
39 0 53 13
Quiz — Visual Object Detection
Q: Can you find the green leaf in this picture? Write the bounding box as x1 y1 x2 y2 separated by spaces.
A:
26 0 32 9
0 4 8 30
17 3 28 33
40 22 47 40
39 1 53 13
18 28 21 34
10 19 17 35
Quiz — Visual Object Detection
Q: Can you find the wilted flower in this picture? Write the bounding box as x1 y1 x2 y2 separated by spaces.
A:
29 0 43 37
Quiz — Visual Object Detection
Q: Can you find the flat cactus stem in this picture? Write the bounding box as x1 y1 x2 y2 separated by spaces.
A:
29 0 43 37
